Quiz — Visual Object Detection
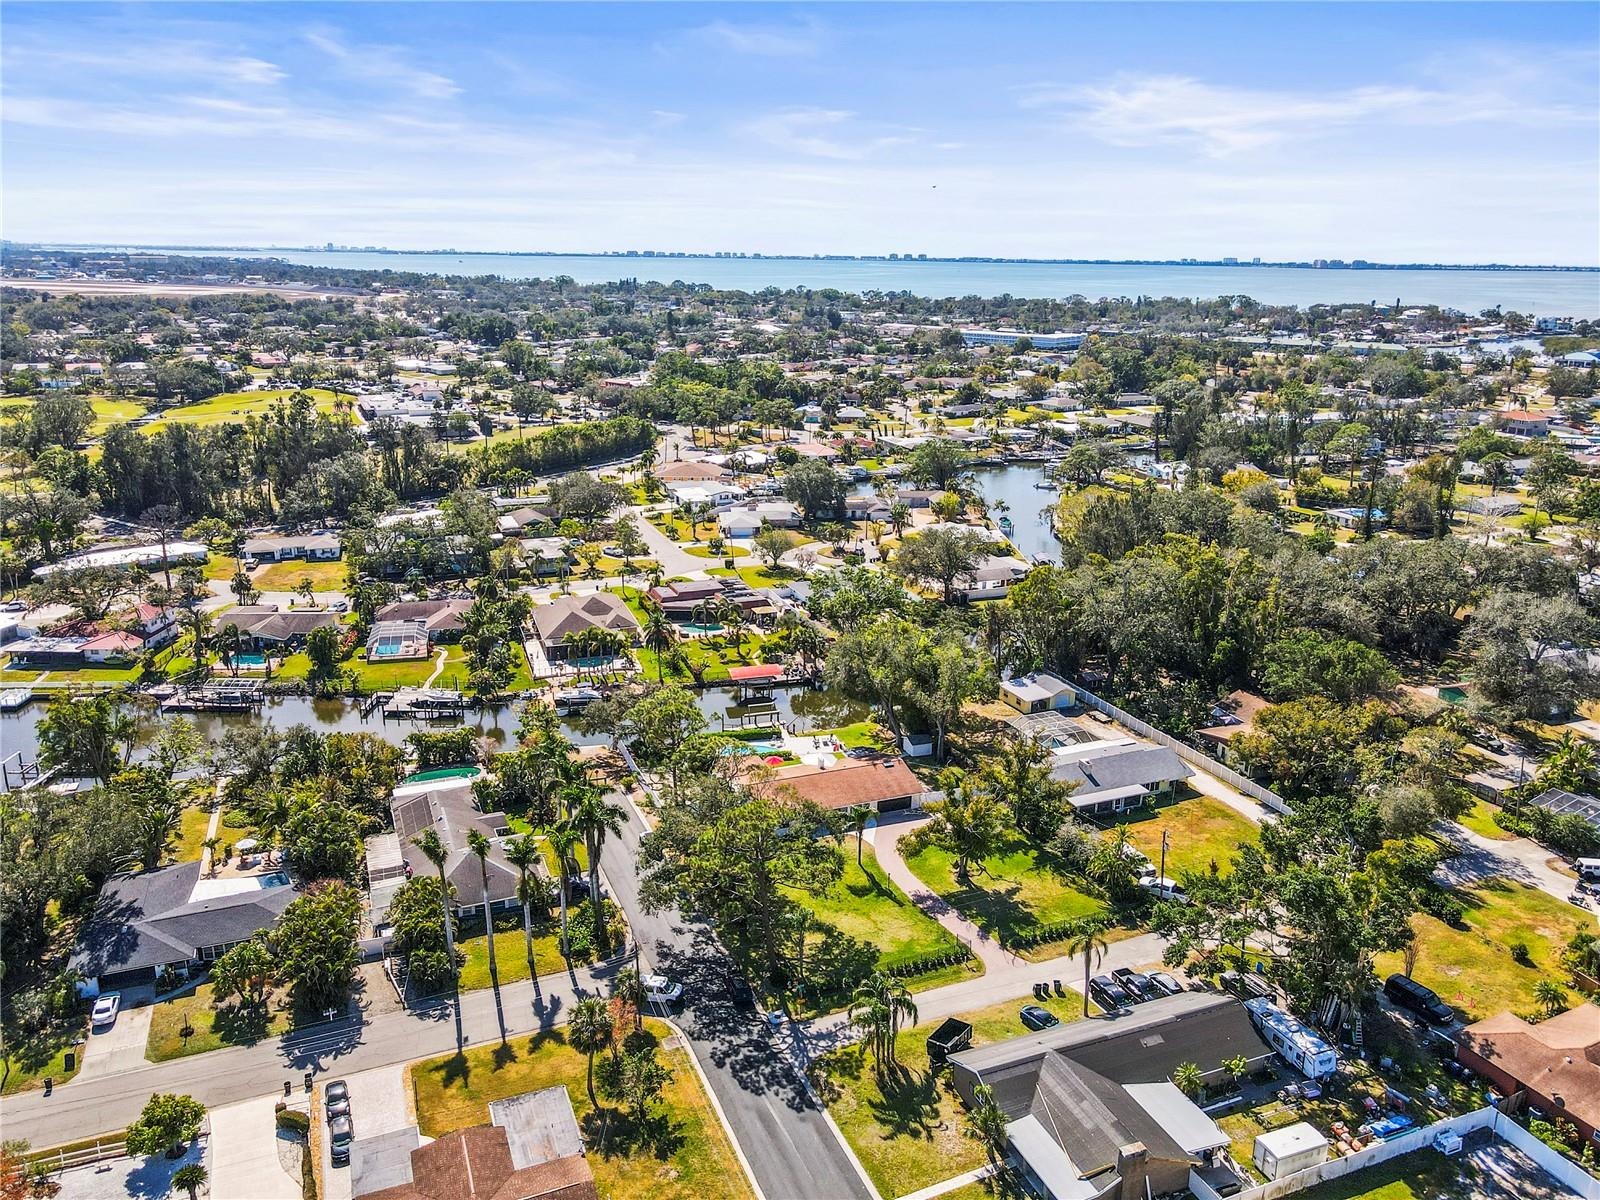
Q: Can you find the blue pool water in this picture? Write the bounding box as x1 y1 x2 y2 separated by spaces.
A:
235 653 266 666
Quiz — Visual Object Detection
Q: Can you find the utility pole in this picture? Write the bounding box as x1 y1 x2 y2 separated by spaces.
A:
1159 829 1170 889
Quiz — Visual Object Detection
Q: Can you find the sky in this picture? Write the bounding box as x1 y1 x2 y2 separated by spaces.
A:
2 2 1597 265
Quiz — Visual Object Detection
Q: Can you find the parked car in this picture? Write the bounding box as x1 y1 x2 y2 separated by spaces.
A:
323 1079 350 1120
1111 968 1161 1002
642 974 683 1005
1089 975 1133 1010
1383 973 1456 1027
329 1116 353 1165
1473 729 1506 753
1138 876 1189 903
1147 971 1184 997
90 992 121 1027
1019 1004 1060 1031
0 600 27 613
327 600 349 613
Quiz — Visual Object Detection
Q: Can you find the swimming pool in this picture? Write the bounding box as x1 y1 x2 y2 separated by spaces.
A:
403 765 485 783
235 653 266 666
683 622 724 634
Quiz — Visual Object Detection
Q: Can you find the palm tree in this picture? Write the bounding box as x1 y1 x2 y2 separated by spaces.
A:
412 829 457 985
503 836 543 991
546 821 581 958
568 996 614 1113
641 606 678 682
171 1163 208 1200
465 829 499 989
213 621 244 677
183 605 211 669
1173 1061 1204 1098
964 1084 1010 1168
848 806 871 870
718 597 749 660
1064 918 1110 1018
1533 979 1569 1019
612 966 645 1031
568 786 625 956
849 970 918 1077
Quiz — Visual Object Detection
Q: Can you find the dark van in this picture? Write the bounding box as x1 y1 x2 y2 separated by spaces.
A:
1384 973 1455 1026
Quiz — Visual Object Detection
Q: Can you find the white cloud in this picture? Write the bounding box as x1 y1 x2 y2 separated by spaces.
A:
303 26 461 100
688 19 823 58
1024 68 1593 157
741 108 912 161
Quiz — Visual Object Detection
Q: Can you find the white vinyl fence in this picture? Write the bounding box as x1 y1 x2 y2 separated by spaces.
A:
1189 1106 1600 1200
1071 683 1292 814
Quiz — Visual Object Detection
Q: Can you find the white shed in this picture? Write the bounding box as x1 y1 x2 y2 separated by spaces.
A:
1253 1122 1329 1180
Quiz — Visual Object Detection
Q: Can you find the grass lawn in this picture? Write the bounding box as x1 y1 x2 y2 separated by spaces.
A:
818 993 1089 1196
735 564 802 589
412 1022 752 1200
788 838 973 1005
904 834 1107 950
202 553 239 581
146 982 305 1061
345 644 460 692
453 910 585 991
87 395 147 434
1374 879 1590 1023
138 388 342 431
168 800 216 864
634 632 772 685
2 1019 85 1095
1291 1150 1470 1200
684 544 749 559
252 559 348 592
1115 794 1260 878
1456 797 1513 841
817 722 889 751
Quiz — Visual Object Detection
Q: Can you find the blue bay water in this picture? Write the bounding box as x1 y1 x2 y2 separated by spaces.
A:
124 248 1599 317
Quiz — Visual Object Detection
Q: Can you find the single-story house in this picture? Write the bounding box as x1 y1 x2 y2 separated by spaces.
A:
520 536 575 573
718 501 802 537
33 540 208 578
764 755 931 814
1456 1004 1600 1146
844 495 892 522
71 861 297 995
241 533 342 563
351 1086 596 1200
374 599 472 642
656 460 730 483
1000 672 1078 715
222 606 343 651
390 778 530 917
648 578 764 618
667 482 746 507
495 506 554 536
1048 739 1193 815
531 592 640 661
950 992 1270 1200
1193 690 1271 762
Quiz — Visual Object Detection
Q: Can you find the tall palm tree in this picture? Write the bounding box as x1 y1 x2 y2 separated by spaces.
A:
546 821 581 958
1065 917 1111 1018
848 806 871 870
567 786 625 956
503 835 543 991
567 996 614 1113
848 970 918 1077
641 606 678 683
465 829 499 987
214 621 244 677
412 829 457 985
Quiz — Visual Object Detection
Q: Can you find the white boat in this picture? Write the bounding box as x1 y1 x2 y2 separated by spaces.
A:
0 688 31 711
554 687 604 715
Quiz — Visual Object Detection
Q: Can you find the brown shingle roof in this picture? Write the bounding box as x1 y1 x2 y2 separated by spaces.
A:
1459 1004 1600 1132
763 757 925 811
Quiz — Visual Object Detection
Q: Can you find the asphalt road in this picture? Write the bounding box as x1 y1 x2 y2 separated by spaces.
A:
0 957 623 1149
602 804 871 1200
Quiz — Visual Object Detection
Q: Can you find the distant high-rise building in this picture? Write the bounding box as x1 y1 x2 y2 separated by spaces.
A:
1222 256 1238 264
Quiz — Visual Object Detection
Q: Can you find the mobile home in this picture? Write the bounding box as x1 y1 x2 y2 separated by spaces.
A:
1244 997 1338 1079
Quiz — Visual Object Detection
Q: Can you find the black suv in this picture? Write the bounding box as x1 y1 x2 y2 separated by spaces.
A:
1089 974 1133 1010
1384 973 1456 1026
1111 968 1161 1002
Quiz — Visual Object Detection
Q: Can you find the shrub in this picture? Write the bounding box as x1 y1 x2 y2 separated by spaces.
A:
882 945 974 980
1418 886 1467 928
1510 941 1533 967
275 1108 310 1135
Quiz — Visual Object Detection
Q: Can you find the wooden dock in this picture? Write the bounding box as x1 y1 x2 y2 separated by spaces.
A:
382 687 469 721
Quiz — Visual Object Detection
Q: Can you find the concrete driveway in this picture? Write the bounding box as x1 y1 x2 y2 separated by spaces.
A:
76 1005 152 1081
209 1094 303 1200
318 1064 411 1200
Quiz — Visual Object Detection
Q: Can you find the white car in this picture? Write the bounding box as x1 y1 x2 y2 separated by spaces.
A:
91 992 122 1027
642 974 684 1005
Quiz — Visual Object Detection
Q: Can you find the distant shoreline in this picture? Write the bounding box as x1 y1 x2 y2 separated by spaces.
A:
21 242 1599 275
